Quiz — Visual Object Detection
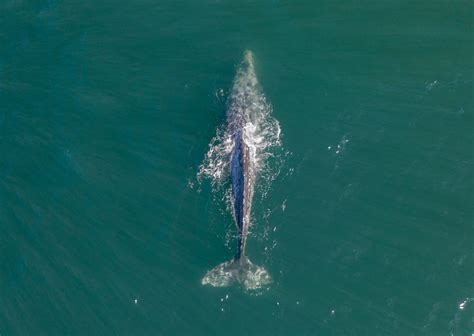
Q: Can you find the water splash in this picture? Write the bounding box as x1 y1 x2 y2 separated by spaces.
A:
198 51 283 197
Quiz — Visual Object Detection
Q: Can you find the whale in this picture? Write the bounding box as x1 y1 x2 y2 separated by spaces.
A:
202 51 271 289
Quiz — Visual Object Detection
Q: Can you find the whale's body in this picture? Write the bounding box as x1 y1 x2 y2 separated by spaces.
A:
202 51 271 289
230 113 254 260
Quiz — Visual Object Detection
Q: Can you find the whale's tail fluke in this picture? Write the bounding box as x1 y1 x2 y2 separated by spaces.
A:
202 257 271 290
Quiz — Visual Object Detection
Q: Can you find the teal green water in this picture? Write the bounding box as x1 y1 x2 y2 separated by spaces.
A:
1 1 472 334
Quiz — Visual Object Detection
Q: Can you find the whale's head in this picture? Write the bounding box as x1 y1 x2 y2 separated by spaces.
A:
243 50 254 67
240 50 257 87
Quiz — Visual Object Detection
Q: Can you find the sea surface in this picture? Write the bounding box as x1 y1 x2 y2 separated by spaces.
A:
0 1 472 335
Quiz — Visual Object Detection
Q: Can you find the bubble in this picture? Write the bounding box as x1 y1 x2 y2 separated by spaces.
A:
426 80 438 91
459 298 472 310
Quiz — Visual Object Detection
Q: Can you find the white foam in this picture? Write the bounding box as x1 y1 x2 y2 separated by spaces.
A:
198 51 283 204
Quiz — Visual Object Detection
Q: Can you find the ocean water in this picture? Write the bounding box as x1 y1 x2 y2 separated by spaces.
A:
0 1 472 335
